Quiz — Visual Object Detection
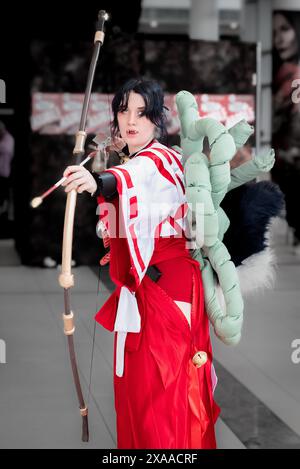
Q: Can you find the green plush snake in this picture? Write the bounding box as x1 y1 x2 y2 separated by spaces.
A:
176 91 275 345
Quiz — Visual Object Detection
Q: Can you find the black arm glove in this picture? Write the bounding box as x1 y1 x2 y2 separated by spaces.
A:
91 171 118 200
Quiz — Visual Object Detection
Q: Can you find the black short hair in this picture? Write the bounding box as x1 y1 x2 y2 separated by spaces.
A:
111 78 168 142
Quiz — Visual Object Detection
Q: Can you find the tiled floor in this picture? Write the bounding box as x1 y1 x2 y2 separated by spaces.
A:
0 217 299 449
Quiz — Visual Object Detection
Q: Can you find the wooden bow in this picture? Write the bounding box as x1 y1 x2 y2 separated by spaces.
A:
58 10 109 442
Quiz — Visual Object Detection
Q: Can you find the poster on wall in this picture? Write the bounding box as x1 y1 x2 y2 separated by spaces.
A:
272 10 300 245
272 10 300 154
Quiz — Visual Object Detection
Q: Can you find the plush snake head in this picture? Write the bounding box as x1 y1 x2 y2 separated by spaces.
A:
228 119 254 149
175 90 205 162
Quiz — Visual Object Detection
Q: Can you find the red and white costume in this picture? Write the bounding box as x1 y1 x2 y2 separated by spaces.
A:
95 140 220 449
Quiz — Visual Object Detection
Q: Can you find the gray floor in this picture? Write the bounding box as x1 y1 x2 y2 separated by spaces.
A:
0 217 299 449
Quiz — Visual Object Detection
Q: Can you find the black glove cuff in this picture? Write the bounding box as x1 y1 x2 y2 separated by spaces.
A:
91 171 118 200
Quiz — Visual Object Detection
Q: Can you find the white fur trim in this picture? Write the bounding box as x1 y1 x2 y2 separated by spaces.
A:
237 247 276 296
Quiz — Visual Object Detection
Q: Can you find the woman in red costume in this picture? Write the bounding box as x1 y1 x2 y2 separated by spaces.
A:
62 78 220 449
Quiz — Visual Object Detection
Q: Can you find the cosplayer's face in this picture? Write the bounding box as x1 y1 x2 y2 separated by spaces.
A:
117 91 156 154
273 13 298 61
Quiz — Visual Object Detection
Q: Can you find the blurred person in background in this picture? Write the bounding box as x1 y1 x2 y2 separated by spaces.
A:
0 121 14 237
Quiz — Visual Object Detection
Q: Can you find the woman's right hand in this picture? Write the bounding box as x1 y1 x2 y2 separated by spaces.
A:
62 165 97 195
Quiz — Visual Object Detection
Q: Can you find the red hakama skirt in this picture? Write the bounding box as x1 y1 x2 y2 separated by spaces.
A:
95 232 220 449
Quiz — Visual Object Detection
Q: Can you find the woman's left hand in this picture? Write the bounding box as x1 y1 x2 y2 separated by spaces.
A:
62 165 97 195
